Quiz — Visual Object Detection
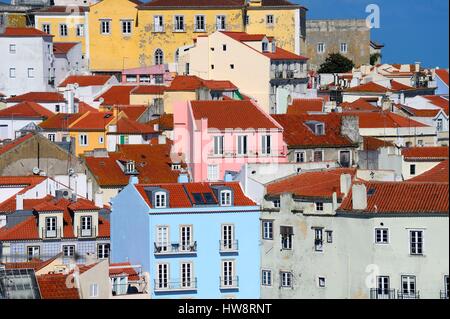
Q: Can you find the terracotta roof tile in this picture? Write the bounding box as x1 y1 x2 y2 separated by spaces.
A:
94 86 137 105
345 80 415 93
59 75 113 87
78 102 99 113
131 85 167 95
118 105 148 121
0 27 52 38
397 104 441 117
140 0 243 8
110 262 140 281
435 69 449 86
287 98 324 114
147 114 174 131
0 133 34 156
0 101 54 118
362 136 395 151
5 92 67 103
402 147 449 161
423 95 449 110
266 168 356 199
35 5 89 13
339 182 449 214
408 160 449 183
37 273 80 299
109 117 157 134
69 112 114 131
191 100 279 130
340 98 379 112
39 113 84 130
340 111 428 128
53 42 78 55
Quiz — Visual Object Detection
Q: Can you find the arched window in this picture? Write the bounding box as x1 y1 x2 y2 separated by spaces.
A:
154 49 164 65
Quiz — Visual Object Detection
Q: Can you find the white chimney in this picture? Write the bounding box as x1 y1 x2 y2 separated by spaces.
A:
65 89 75 114
94 191 103 208
352 184 367 211
340 174 352 197
158 134 166 144
16 194 24 210
153 124 159 132
415 62 420 73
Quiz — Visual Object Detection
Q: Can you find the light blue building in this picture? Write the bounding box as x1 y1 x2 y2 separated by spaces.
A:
435 69 449 95
110 176 261 299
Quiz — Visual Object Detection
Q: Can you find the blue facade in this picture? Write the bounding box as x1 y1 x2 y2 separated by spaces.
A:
110 182 261 299
435 76 449 95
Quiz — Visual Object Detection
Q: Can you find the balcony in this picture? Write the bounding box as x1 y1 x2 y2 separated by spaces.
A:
153 278 197 293
370 289 396 299
397 291 420 299
219 240 239 254
208 149 286 159
154 242 197 256
220 276 239 290
441 290 449 299
77 226 97 239
41 227 62 240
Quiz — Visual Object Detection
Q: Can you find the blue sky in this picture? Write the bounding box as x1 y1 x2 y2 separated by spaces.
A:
298 0 449 68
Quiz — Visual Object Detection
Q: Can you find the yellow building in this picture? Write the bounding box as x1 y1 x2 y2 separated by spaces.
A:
34 5 89 58
87 0 306 73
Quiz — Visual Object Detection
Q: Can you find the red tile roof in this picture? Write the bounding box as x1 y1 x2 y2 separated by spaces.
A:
401 146 449 161
287 98 324 114
262 46 308 61
131 85 167 95
345 80 415 93
340 98 379 112
37 273 80 299
0 133 34 156
202 80 238 91
35 5 89 13
39 113 84 130
272 113 356 148
78 102 99 113
135 182 255 208
94 86 137 105
109 117 157 135
139 0 243 8
408 160 449 183
69 111 114 131
267 168 357 199
59 75 113 87
167 75 237 92
0 175 46 187
341 111 428 128
423 95 449 110
0 27 53 38
397 104 441 117
0 195 54 214
339 182 449 214
362 136 395 151
6 92 67 103
0 101 54 118
118 105 148 121
110 262 140 281
147 114 174 131
2 255 59 271
435 69 449 86
53 42 78 55
191 100 279 130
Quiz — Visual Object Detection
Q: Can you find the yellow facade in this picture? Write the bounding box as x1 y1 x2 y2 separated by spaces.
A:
69 130 107 156
34 13 88 56
4 13 27 27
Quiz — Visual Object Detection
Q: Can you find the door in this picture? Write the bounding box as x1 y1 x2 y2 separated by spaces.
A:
377 276 390 298
401 276 416 298
180 226 192 251
81 216 92 237
156 226 169 252
221 225 234 250
339 151 351 167
45 217 57 238
157 264 169 289
181 262 193 288
222 260 234 287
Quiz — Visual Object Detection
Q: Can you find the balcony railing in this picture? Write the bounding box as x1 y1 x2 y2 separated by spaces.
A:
41 227 61 240
154 242 197 255
370 289 396 299
208 149 286 158
397 291 420 299
441 290 449 299
219 240 239 253
154 278 198 292
220 276 239 290
77 226 97 238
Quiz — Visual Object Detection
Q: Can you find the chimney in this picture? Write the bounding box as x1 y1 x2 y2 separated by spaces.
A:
224 172 234 182
158 134 166 145
94 191 103 208
399 92 405 105
340 174 352 197
381 96 392 111
415 62 420 73
177 173 189 183
65 90 75 114
16 194 24 210
340 115 360 143
153 123 159 132
129 175 139 185
352 184 367 211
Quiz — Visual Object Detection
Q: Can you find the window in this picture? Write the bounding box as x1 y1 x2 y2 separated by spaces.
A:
262 41 269 52
326 230 333 243
185 63 190 75
230 64 234 69
375 228 389 244
280 272 292 288
181 262 193 288
154 15 164 32
401 275 416 297
315 202 324 212
156 226 169 252
237 135 248 155
317 43 325 54
262 270 272 286
155 191 167 208
340 42 348 53
444 276 449 299
79 134 88 146
55 105 60 112
295 151 305 163
216 15 226 31
315 123 325 135
244 15 250 25
376 276 390 297
98 136 104 144
9 68 16 78
262 220 273 240
112 276 128 296
76 24 84 37
27 68 35 78
207 164 219 181
266 15 274 25
97 243 110 259
410 164 416 176
273 199 280 208
48 134 56 142
220 190 232 206
318 277 326 288
63 245 75 257
313 150 323 162
211 64 215 70
42 24 50 34
100 20 111 34
410 230 423 255
213 135 224 156
194 15 206 32
27 246 40 261
9 44 16 54
280 226 293 250
154 48 164 65
223 44 227 51
157 263 169 289
261 135 271 155
314 228 323 251
437 119 443 132
221 260 235 287
45 217 57 238
59 24 68 37
221 224 235 250
174 15 185 32
80 216 92 237
89 283 99 298
122 20 132 35
180 225 193 251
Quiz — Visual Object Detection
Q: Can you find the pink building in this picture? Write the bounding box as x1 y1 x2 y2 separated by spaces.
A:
173 100 288 182
121 64 174 85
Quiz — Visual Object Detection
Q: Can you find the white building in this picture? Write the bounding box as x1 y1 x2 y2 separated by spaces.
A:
53 42 86 87
0 27 56 97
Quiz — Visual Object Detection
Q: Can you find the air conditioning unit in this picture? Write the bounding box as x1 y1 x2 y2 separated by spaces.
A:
56 189 73 200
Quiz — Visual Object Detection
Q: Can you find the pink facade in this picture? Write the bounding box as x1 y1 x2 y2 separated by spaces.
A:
173 100 288 182
121 64 174 85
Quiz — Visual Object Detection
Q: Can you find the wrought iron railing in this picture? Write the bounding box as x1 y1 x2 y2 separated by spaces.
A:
153 278 197 292
219 240 239 253
220 276 239 289
370 288 396 299
154 242 197 255
397 291 420 299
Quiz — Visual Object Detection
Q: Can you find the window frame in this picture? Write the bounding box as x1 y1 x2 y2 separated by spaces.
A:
76 24 84 37
194 15 206 32
280 226 293 250
59 23 68 37
174 15 185 32
261 269 272 286
410 229 424 255
121 19 132 35
266 14 274 26
216 15 226 31
153 15 164 32
154 191 167 208
207 164 219 181
262 220 273 240
220 190 232 206
340 42 348 53
317 42 325 54
100 19 111 35
9 44 16 54
375 228 389 244
63 245 75 257
280 271 293 288
97 243 110 259
42 23 51 34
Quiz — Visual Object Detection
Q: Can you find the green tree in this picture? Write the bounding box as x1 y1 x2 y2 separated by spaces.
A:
370 53 382 66
318 53 355 73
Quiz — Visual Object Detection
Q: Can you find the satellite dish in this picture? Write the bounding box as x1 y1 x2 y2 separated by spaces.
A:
99 97 105 103
68 168 75 175
74 83 79 89
32 167 40 175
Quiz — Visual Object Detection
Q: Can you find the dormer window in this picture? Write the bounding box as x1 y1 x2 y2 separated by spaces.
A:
125 160 136 174
220 190 232 206
155 191 167 208
80 216 93 237
262 41 269 52
45 217 57 238
315 123 325 135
